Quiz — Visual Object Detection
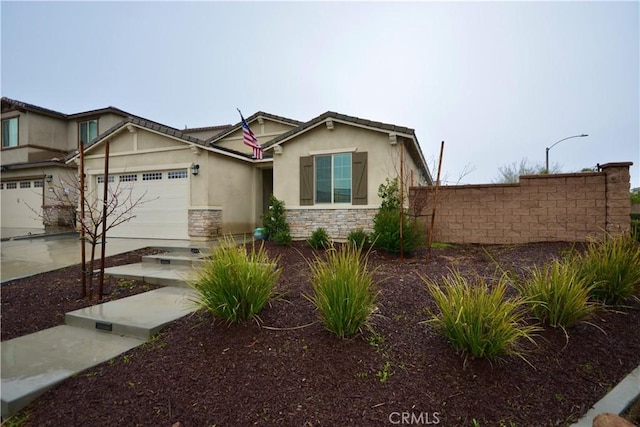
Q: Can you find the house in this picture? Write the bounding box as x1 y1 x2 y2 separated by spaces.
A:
1 97 432 240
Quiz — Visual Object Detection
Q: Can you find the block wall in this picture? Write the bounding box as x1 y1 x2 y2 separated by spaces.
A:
409 162 632 244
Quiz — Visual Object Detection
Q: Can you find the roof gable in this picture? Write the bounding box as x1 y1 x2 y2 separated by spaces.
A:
207 111 302 144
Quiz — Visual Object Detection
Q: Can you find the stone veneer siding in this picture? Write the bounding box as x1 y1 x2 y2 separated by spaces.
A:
188 208 222 239
409 162 632 244
286 208 378 240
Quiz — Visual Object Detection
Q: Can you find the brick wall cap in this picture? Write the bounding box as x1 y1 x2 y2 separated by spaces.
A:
520 171 604 180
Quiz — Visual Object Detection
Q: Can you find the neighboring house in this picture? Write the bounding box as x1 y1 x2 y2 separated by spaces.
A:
1 97 432 240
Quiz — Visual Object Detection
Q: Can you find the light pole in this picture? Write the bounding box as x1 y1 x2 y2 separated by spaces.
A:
545 134 589 173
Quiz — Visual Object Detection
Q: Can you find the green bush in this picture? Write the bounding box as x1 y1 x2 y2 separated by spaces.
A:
189 236 281 323
514 259 595 328
262 195 290 245
632 219 640 243
574 233 640 305
371 177 421 254
424 270 539 360
305 244 378 338
273 230 292 247
307 227 330 249
347 228 370 248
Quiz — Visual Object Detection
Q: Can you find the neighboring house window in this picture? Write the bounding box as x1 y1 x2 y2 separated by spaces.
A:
2 117 18 148
97 176 114 184
20 181 31 189
79 119 98 145
6 182 17 189
34 181 43 188
300 152 368 206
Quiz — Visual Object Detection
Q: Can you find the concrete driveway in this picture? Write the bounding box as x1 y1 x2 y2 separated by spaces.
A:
1 233 192 283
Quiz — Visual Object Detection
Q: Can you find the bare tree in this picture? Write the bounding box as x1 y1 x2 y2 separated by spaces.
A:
494 158 562 183
30 170 151 299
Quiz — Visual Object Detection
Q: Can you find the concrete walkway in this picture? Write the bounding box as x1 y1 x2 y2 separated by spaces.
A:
0 241 203 420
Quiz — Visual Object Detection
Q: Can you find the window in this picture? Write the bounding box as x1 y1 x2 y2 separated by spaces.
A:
6 182 17 189
79 119 98 145
314 153 352 204
97 176 114 184
300 152 368 206
20 181 31 189
168 170 188 179
34 181 43 188
0 183 3 190
2 117 18 148
119 174 137 182
143 172 163 181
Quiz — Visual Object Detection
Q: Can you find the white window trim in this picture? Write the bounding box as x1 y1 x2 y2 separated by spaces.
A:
314 152 352 205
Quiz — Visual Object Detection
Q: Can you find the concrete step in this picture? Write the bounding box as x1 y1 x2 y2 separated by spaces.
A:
104 262 197 287
1 325 144 419
142 253 206 268
65 287 197 340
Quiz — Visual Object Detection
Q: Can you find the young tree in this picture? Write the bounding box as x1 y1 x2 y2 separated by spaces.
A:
33 169 151 299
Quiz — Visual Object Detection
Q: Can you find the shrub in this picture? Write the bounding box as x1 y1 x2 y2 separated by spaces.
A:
371 208 418 254
189 236 281 323
347 228 370 248
273 230 292 247
262 195 290 245
574 233 640 305
514 259 595 328
371 177 420 255
424 270 538 360
632 219 640 243
305 244 378 338
307 227 330 249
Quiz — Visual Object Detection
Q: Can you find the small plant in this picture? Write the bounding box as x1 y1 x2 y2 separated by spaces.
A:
273 230 292 247
189 235 282 323
574 233 640 305
376 360 393 383
371 178 420 255
514 259 596 328
307 227 330 249
262 195 290 245
305 244 378 338
424 270 539 361
347 228 370 248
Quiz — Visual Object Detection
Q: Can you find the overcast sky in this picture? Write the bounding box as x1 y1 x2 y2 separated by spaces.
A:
2 1 638 187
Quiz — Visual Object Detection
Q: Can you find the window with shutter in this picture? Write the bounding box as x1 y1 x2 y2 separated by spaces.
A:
300 156 314 205
299 152 368 206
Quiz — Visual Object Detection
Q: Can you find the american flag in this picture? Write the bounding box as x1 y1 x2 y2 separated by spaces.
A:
238 110 263 160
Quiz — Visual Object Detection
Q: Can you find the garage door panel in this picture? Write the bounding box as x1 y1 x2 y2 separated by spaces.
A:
1 181 44 229
95 170 189 239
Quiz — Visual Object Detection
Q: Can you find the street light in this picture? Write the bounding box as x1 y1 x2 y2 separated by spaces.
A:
545 134 589 173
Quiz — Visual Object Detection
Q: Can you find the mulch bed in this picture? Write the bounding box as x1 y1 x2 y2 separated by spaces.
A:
2 241 639 426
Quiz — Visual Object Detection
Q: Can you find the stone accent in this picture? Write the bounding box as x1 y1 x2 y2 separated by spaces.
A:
286 208 378 240
188 208 222 239
43 204 76 229
410 162 633 244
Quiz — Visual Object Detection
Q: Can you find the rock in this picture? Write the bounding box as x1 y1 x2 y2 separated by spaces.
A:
592 413 637 427
171 422 184 427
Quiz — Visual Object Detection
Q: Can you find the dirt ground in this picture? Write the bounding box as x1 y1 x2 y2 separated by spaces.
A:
2 241 639 426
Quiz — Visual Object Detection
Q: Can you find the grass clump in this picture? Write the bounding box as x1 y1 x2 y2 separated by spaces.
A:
574 233 640 305
424 270 538 361
307 227 330 249
305 244 378 338
189 236 281 323
514 259 596 328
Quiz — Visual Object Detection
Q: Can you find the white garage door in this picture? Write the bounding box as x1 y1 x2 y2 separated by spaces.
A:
96 169 189 239
1 180 44 229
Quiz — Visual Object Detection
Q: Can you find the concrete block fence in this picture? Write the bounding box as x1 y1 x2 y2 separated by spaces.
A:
409 162 633 244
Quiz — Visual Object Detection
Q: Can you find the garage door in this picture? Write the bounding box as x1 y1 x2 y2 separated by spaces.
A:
96 169 189 239
0 179 44 229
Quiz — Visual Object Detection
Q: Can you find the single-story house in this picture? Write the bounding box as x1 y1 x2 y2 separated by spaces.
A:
2 97 432 240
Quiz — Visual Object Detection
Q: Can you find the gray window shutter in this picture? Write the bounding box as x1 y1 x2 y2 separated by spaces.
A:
300 156 314 206
352 152 368 205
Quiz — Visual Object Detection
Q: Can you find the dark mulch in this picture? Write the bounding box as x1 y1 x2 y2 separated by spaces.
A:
3 241 640 426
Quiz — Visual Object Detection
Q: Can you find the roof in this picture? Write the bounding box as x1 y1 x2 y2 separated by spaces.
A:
262 111 432 183
1 97 67 119
183 124 232 133
66 116 257 163
207 111 302 144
